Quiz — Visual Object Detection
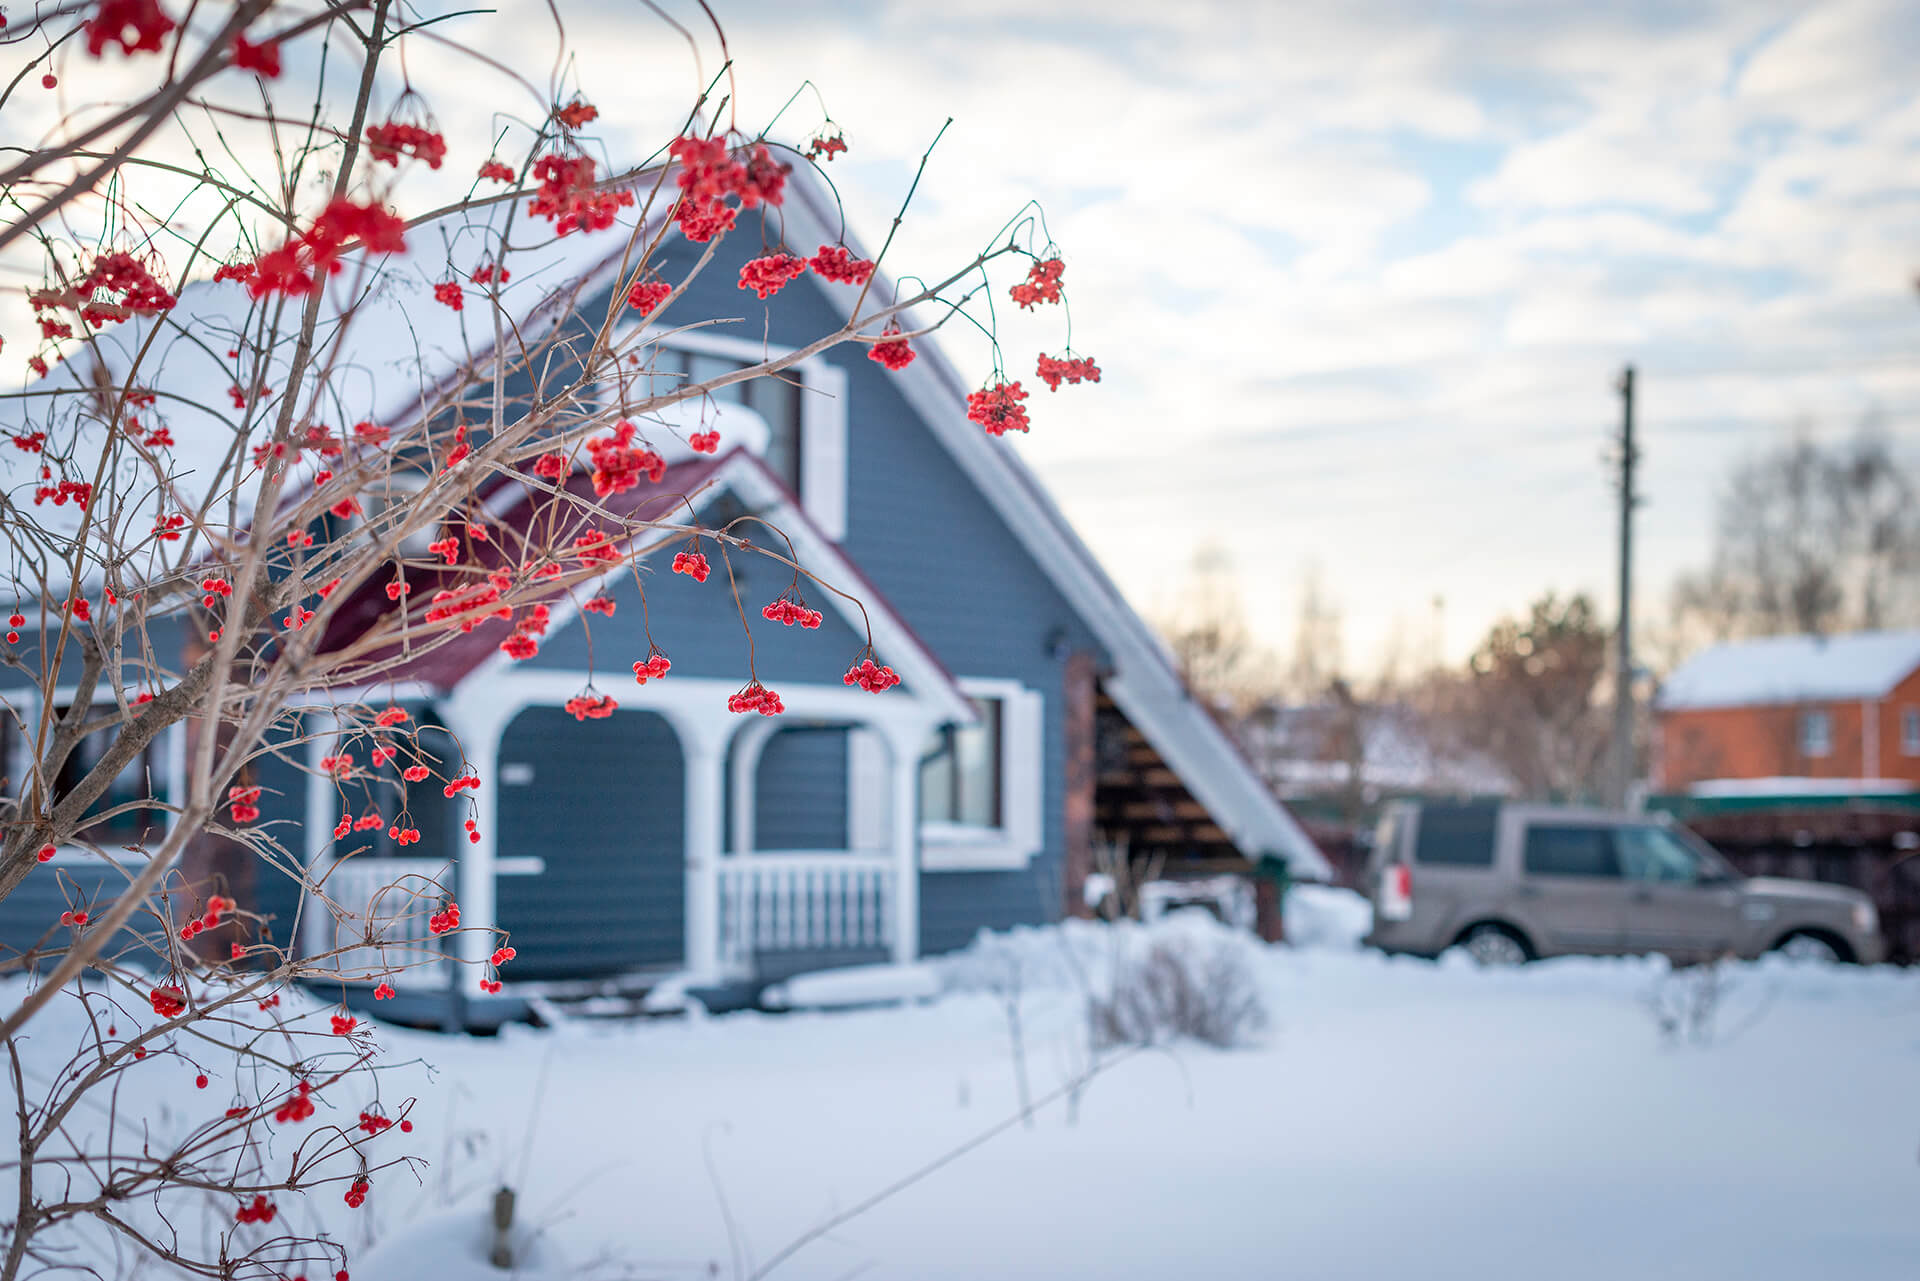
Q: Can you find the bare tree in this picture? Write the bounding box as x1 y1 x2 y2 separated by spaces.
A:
1671 426 1920 648
1156 542 1277 712
0 5 1089 1275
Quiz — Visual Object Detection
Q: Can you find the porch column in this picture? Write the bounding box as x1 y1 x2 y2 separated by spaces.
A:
299 708 341 963
880 721 922 965
439 691 526 973
675 717 729 982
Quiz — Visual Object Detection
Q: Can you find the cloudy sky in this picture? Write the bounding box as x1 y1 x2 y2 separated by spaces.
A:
13 0 1920 675
696 0 1920 673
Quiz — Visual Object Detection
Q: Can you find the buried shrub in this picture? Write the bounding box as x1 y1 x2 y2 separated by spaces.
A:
1090 920 1269 1049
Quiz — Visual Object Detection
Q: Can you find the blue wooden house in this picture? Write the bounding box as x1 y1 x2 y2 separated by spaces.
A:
1 167 1326 1024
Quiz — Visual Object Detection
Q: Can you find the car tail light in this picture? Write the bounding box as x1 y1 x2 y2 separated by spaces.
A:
1379 862 1413 921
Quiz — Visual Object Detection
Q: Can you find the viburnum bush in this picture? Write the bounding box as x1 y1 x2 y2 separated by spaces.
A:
0 3 1097 1276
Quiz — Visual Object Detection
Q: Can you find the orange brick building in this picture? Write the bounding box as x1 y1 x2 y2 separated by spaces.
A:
1655 631 1920 791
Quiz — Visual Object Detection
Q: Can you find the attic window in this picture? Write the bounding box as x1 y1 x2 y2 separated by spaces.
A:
1902 707 1919 756
651 348 803 495
342 470 437 559
3 709 169 850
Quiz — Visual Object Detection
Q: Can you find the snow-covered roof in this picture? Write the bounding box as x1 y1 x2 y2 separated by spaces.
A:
1687 776 1919 798
1657 630 1920 711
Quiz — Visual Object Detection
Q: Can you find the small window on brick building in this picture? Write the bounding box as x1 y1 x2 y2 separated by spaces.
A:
1799 709 1832 758
1903 707 1920 756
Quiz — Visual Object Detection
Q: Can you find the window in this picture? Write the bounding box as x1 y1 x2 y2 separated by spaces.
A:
1411 803 1499 867
341 470 438 559
1615 826 1701 883
921 697 1002 828
6 708 169 849
1799 709 1832 758
649 348 804 494
919 678 1044 872
1522 825 1619 878
1903 707 1920 756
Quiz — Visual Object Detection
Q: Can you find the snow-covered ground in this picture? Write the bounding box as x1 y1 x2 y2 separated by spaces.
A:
9 889 1920 1280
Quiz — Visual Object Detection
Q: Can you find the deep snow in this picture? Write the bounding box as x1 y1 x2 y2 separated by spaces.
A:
7 890 1919 1280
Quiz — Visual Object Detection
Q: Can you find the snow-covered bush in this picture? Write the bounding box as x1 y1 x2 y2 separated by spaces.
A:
1089 912 1268 1049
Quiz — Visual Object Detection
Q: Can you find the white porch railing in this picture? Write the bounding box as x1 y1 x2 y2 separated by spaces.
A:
717 852 894 969
304 857 453 990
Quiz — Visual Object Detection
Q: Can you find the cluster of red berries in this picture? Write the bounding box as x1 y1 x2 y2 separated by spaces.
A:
587 420 667 496
557 98 599 130
868 324 915 371
491 946 517 967
388 825 422 846
479 159 515 184
444 773 481 798
528 152 635 236
473 263 509 286
762 596 823 628
232 35 281 77
148 984 187 1018
533 451 570 481
845 658 902 693
5 612 20 646
1036 353 1101 391
808 131 849 161
330 1013 358 1036
376 705 410 727
689 430 720 453
565 693 618 721
144 423 175 448
582 595 617 617
465 817 481 844
403 765 431 782
633 651 672 685
283 605 315 631
366 121 447 169
321 752 356 778
432 281 463 311
228 785 262 825
428 902 461 936
249 198 407 299
274 1080 316 1125
152 513 186 541
357 1109 410 1135
672 550 710 582
428 535 461 565
809 245 875 285
739 253 808 299
87 0 176 57
479 978 504 995
201 576 233 608
59 909 90 927
373 982 396 1001
235 1194 277 1224
178 894 233 942
345 1178 370 1209
67 596 92 621
967 380 1031 436
573 531 622 565
1010 257 1066 309
628 280 672 315
500 603 552 661
728 682 785 716
370 743 397 768
35 479 94 509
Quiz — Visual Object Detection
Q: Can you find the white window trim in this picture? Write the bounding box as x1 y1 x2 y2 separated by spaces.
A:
612 327 849 541
4 690 184 865
1902 707 1920 756
920 677 1044 873
1800 709 1833 758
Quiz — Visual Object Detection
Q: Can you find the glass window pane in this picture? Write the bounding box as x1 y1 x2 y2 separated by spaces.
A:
1413 803 1499 866
747 373 802 494
1616 827 1700 883
955 699 1001 828
919 741 955 823
1522 825 1620 878
688 353 745 404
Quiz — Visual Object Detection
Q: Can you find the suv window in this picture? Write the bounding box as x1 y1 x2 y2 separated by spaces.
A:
1522 825 1620 878
1412 803 1498 867
1615 826 1701 883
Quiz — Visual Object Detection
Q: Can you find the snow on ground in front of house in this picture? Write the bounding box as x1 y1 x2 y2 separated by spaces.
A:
9 895 1920 1280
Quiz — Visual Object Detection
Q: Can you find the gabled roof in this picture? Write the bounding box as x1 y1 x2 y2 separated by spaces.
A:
1657 630 1920 711
316 447 973 726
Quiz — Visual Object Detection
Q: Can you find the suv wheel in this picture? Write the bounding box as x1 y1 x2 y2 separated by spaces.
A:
1775 932 1841 964
1461 923 1529 967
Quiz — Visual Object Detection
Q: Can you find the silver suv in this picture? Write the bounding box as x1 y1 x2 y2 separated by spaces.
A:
1363 801 1883 966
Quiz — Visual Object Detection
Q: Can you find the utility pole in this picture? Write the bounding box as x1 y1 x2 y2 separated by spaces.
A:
1609 365 1639 809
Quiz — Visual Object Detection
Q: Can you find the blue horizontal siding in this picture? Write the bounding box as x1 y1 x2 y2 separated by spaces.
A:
754 727 848 850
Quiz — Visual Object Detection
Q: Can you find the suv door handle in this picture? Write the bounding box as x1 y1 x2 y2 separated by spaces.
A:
1515 885 1541 899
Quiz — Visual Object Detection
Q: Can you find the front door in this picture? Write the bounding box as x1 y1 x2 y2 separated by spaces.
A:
1515 822 1631 953
1615 825 1741 961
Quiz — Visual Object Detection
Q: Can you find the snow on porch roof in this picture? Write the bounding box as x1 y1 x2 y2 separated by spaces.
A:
316 448 972 725
1657 629 1920 711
